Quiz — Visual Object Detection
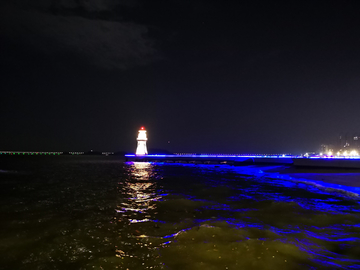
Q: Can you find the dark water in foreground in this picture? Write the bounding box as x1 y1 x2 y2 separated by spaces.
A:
1 157 360 270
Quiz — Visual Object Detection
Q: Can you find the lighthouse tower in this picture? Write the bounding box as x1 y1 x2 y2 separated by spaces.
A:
136 127 148 155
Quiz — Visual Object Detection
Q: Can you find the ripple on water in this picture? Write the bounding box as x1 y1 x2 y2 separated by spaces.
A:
1 159 360 269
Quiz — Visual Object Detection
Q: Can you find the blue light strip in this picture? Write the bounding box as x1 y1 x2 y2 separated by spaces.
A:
125 154 360 160
125 154 297 158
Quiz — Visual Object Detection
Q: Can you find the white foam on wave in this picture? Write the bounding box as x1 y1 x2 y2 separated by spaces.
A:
248 167 360 199
289 178 360 199
242 166 360 199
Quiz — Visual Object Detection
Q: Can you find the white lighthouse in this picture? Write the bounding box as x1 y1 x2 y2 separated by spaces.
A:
136 127 148 155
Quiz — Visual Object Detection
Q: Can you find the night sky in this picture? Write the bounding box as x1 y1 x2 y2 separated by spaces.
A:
1 0 360 154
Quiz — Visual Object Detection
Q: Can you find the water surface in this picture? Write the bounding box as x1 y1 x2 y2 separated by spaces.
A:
1 156 360 269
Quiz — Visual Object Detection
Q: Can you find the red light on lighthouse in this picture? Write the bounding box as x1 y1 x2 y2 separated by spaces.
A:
141 126 145 130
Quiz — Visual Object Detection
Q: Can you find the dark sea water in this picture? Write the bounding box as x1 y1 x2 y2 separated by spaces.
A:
1 156 360 270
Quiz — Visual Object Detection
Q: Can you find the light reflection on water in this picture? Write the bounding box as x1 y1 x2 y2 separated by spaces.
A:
1 158 360 269
114 162 360 269
114 162 165 269
117 162 159 223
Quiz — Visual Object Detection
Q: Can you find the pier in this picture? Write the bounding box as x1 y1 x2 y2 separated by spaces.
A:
125 154 360 169
2 151 360 169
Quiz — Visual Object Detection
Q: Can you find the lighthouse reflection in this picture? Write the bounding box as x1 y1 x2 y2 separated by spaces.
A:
118 162 161 224
115 162 164 267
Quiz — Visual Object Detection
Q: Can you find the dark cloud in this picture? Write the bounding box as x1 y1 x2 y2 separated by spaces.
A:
0 0 156 69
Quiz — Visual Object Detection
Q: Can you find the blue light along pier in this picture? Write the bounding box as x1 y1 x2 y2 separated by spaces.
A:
125 154 360 169
125 154 295 164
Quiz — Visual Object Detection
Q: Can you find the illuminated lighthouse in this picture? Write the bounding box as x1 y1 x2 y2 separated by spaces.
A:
136 127 148 155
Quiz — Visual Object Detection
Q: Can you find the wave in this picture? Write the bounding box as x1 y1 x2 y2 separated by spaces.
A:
228 165 360 199
288 178 360 199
